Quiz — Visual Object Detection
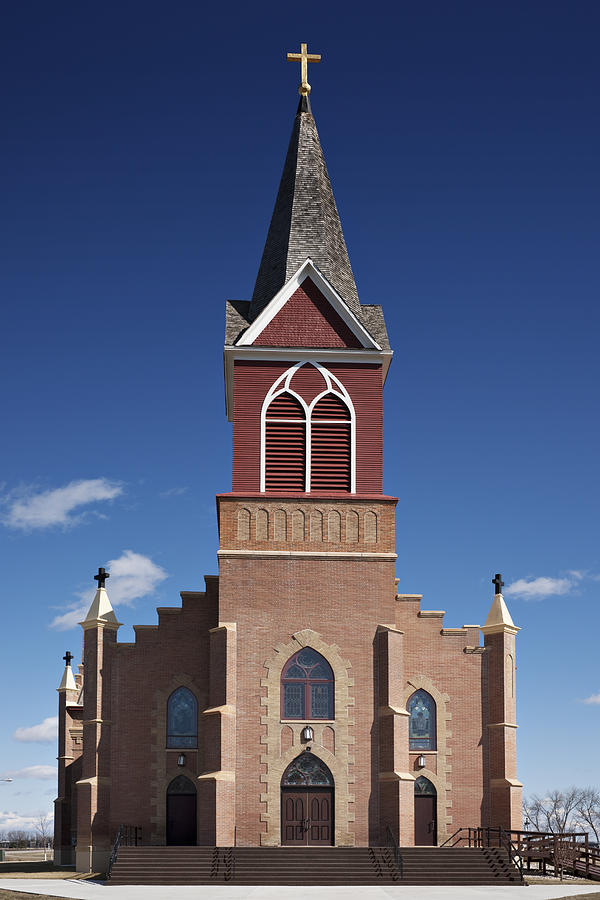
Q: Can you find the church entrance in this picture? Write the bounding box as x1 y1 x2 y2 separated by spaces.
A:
414 776 437 845
166 775 197 845
281 753 334 846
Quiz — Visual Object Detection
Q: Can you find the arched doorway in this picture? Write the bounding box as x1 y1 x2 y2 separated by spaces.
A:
281 752 334 846
166 775 196 845
414 776 437 845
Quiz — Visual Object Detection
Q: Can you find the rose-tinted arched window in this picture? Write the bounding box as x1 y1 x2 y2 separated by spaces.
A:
281 648 334 719
167 687 198 748
408 690 436 751
282 752 333 786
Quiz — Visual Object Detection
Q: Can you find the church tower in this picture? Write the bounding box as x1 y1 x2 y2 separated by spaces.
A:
217 52 400 847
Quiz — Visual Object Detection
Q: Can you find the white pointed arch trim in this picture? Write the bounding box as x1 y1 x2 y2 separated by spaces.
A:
260 361 356 493
237 259 381 350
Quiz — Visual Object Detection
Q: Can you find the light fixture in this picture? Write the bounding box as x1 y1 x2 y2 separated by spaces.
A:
417 755 426 768
177 754 186 767
301 725 314 742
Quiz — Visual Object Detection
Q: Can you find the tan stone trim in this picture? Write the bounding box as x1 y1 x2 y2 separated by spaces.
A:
379 771 416 782
82 719 112 726
209 623 237 634
379 705 410 718
481 624 520 636
197 770 235 781
57 755 75 761
260 628 355 847
80 618 121 631
218 550 397 560
418 610 445 618
441 628 468 635
149 672 204 845
203 704 235 716
491 777 523 787
487 722 518 729
396 594 422 601
376 624 404 635
464 646 485 654
404 676 452 843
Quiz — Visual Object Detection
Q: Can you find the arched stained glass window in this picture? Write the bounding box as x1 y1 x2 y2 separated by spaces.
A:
167 687 198 748
414 776 436 796
408 690 436 751
281 648 334 720
282 753 333 787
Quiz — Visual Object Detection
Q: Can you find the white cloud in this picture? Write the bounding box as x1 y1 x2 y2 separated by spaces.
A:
0 810 54 831
159 486 188 498
3 478 123 530
13 717 58 743
50 550 168 631
504 571 584 601
1 766 55 781
581 692 600 705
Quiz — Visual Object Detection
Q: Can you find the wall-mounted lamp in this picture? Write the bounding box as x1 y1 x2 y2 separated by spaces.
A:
417 755 426 768
177 754 186 767
301 725 314 743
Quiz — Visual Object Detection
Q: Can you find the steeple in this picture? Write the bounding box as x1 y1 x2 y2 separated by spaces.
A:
80 567 120 629
481 573 519 635
250 93 360 320
57 651 77 692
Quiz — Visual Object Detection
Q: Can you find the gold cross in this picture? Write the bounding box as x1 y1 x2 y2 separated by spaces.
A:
287 43 321 96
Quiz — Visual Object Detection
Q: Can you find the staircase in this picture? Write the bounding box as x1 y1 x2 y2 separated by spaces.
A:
109 845 522 885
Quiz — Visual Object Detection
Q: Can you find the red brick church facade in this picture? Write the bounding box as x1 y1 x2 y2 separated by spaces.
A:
54 84 522 872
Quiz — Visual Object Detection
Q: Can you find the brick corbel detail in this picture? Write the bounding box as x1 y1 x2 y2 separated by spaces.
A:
260 628 355 847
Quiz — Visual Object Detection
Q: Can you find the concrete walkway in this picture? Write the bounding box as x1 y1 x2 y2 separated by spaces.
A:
0 881 599 900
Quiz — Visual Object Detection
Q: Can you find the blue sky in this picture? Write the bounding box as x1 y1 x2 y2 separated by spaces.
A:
1 0 599 831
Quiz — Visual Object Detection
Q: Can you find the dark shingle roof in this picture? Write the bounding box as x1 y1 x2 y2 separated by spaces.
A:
249 95 360 320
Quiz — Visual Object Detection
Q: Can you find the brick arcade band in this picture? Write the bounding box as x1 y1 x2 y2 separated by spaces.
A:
54 55 522 873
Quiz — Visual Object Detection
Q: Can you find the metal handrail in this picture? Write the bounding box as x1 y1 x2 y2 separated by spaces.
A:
107 825 123 878
107 824 142 878
385 825 403 878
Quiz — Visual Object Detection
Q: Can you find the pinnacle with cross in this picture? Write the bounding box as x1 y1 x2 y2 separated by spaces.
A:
63 651 73 667
492 573 504 595
94 567 110 589
287 43 321 96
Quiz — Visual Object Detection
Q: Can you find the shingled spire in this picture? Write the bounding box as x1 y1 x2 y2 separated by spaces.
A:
250 95 360 319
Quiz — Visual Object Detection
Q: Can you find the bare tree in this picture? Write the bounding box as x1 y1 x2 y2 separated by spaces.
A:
35 813 53 847
575 787 600 844
523 788 582 834
7 829 30 848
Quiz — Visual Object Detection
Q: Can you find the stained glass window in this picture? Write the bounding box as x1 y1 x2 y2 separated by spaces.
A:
408 690 436 751
414 776 436 796
167 775 196 795
282 753 333 787
281 649 334 719
167 687 198 748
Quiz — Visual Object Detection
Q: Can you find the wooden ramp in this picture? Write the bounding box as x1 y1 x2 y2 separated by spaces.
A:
109 845 522 885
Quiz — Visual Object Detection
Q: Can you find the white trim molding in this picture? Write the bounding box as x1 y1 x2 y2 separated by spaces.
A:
237 259 380 350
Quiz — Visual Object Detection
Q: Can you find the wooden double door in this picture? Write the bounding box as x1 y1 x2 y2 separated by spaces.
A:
282 788 334 845
414 795 437 845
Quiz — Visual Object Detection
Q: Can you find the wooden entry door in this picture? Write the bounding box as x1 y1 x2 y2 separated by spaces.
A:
166 793 196 845
282 789 333 845
414 796 437 845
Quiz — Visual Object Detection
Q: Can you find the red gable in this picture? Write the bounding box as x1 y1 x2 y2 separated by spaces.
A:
253 277 362 348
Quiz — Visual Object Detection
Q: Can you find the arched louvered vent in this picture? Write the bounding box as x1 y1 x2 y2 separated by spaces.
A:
310 393 351 492
265 392 306 492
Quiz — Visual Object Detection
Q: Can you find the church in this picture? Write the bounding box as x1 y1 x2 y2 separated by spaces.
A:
54 46 522 874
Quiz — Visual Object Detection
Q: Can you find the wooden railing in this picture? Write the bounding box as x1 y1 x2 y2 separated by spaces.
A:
440 827 600 881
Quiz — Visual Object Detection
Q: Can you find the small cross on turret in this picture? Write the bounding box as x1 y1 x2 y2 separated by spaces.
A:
63 650 73 666
94 567 110 589
492 573 504 595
